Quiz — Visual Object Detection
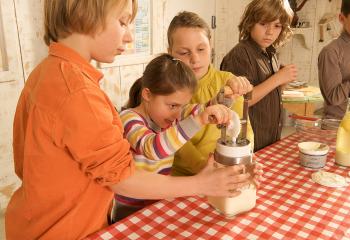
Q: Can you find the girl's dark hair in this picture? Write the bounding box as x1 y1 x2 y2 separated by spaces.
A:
342 0 350 16
239 0 293 47
126 53 197 108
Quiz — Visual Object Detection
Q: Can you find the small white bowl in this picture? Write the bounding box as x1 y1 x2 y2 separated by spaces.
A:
298 142 329 155
298 142 329 169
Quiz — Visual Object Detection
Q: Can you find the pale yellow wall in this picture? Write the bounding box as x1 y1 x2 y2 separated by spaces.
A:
0 49 3 71
0 8 5 72
0 0 25 213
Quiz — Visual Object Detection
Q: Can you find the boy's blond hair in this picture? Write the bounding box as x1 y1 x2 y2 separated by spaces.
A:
44 0 138 46
239 0 293 47
167 11 211 49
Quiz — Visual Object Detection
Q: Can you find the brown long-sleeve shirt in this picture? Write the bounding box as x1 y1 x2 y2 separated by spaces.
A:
221 38 283 152
318 31 350 119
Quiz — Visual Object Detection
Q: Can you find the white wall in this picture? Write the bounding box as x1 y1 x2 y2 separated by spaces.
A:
0 0 26 213
214 0 251 65
278 0 342 86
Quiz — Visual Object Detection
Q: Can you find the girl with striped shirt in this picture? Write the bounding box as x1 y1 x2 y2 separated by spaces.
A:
114 54 251 220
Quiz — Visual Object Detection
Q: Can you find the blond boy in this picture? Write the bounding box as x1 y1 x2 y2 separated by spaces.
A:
6 1 254 239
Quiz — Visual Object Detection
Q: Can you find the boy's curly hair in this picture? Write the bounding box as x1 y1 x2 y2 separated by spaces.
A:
239 0 293 47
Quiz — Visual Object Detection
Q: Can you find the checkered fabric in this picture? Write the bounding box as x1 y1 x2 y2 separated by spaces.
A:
86 133 350 240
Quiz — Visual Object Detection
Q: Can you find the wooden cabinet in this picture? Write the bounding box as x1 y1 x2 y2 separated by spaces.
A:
283 102 316 116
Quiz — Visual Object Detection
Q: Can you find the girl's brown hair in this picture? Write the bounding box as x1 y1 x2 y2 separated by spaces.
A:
167 11 211 49
239 0 293 47
44 0 138 46
126 53 197 108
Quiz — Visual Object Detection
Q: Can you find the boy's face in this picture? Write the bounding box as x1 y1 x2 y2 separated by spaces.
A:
90 0 133 63
250 19 282 50
339 13 350 35
168 27 211 80
142 88 193 129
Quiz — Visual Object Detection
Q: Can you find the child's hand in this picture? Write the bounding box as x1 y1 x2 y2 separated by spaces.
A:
276 64 297 85
195 154 251 197
252 159 263 188
195 104 232 126
224 76 253 99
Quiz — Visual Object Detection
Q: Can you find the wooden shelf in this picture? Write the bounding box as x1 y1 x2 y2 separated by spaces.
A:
291 27 313 49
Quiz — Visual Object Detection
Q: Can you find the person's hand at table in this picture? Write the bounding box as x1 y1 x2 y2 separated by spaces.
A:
194 153 251 198
252 158 263 188
224 76 253 100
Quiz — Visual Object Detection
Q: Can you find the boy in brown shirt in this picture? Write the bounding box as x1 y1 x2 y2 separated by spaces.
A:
221 0 297 151
318 0 350 119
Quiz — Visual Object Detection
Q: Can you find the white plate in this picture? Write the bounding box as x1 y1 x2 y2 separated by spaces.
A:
311 171 349 188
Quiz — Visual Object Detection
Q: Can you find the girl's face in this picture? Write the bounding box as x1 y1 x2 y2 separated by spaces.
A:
250 19 282 50
168 27 211 80
143 88 193 129
90 0 133 63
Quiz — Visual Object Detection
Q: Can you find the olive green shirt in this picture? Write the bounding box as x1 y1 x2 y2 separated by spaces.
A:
171 65 254 176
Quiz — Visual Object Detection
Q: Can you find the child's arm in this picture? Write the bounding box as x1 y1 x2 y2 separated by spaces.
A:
121 109 200 160
224 76 253 100
221 47 297 107
121 106 231 160
248 64 297 106
110 154 251 199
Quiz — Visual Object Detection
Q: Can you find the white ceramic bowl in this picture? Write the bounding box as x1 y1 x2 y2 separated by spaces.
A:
298 142 329 169
298 142 329 156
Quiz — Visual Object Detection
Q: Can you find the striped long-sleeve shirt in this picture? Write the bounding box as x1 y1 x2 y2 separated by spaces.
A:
116 104 204 207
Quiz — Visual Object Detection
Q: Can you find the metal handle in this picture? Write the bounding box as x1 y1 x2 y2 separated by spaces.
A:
238 91 252 144
214 150 252 166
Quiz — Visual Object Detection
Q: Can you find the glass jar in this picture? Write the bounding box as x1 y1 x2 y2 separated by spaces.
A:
335 100 350 166
207 140 256 218
294 118 340 141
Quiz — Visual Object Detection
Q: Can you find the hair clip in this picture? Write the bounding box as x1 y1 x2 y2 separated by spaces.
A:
171 57 180 65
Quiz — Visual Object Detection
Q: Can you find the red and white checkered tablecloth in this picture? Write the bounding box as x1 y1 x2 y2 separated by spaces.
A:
87 133 350 240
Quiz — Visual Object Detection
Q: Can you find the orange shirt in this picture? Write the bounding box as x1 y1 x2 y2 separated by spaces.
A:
6 42 135 240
